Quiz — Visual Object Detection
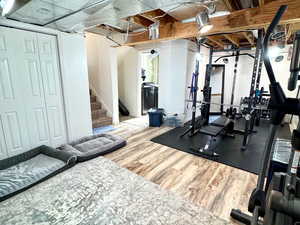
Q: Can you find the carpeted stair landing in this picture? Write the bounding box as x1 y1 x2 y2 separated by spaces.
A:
90 90 112 128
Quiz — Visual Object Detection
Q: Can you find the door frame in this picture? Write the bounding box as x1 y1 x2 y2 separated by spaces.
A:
208 64 225 115
139 49 160 115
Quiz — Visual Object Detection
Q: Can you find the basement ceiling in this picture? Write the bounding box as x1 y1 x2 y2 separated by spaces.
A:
3 0 282 48
6 0 224 32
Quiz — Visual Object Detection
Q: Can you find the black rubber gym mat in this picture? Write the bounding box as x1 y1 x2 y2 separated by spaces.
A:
151 119 291 175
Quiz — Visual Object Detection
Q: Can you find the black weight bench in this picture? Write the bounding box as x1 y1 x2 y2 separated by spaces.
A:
199 125 224 137
210 115 232 127
191 117 234 157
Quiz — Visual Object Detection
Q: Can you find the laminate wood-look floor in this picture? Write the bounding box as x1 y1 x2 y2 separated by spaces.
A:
106 117 257 223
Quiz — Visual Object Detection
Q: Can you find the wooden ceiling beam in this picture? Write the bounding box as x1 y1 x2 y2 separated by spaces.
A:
207 36 225 48
241 32 255 46
97 24 124 33
125 0 300 46
286 24 294 41
128 15 154 28
140 9 177 24
205 39 218 48
223 34 240 46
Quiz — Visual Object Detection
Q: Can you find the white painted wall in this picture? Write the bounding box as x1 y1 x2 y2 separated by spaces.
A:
85 33 119 124
0 19 93 142
59 33 93 141
158 40 189 114
117 46 142 117
117 39 193 117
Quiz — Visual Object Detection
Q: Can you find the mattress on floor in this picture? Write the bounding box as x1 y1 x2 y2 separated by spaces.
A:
0 145 77 202
60 133 126 162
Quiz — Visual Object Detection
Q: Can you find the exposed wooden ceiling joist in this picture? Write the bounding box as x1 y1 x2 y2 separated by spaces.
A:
222 0 235 12
286 24 294 41
259 0 265 7
205 39 218 48
207 36 225 48
222 0 243 11
140 9 177 24
97 24 124 33
223 34 240 47
241 32 255 46
129 15 154 28
124 0 300 47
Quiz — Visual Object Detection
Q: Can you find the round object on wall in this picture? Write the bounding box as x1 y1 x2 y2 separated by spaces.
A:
275 55 284 62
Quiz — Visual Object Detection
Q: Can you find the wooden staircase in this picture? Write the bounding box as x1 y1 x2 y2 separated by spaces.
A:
90 91 112 128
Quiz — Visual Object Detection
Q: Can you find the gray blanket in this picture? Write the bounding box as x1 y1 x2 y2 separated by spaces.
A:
0 157 231 225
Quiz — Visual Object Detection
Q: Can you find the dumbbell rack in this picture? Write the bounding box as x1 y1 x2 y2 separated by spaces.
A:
240 96 271 120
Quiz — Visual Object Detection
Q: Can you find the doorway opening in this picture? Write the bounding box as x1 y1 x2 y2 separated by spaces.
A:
141 50 159 115
209 64 225 115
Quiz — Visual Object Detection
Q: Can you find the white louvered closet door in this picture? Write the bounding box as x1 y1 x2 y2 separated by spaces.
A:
0 27 67 159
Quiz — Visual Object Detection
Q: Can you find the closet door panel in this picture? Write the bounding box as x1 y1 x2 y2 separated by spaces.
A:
0 58 14 99
3 112 23 150
0 117 8 159
38 33 67 147
0 27 30 156
18 30 51 148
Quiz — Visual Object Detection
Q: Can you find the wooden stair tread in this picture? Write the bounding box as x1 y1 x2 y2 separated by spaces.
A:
90 90 111 128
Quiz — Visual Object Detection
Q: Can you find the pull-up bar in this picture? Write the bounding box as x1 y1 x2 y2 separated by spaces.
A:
214 53 254 63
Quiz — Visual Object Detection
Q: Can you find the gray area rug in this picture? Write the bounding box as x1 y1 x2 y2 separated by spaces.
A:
0 157 231 225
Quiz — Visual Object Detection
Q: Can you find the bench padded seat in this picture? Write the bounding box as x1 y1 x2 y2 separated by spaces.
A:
60 133 126 162
210 116 231 127
199 125 224 137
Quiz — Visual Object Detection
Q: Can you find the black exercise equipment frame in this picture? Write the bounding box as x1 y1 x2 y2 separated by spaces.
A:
240 29 264 150
182 43 262 154
180 45 214 138
231 5 300 225
182 47 236 157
